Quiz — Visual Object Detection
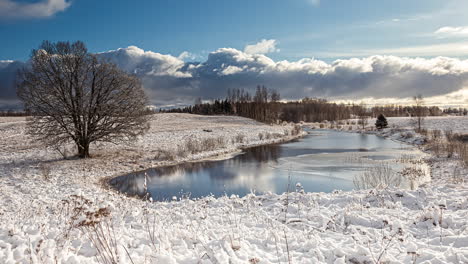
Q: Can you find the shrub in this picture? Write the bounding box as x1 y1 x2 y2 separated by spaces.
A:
155 149 176 161
431 130 442 141
275 133 283 138
258 133 264 140
375 114 388 129
291 124 302 136
457 143 468 167
353 163 400 189
235 134 246 144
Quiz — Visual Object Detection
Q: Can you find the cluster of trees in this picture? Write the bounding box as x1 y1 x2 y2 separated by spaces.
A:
163 88 455 125
163 86 282 123
279 98 355 123
369 105 443 117
163 88 365 123
443 107 468 116
0 110 28 116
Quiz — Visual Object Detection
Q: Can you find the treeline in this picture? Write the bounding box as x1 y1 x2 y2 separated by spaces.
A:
0 110 28 117
163 86 282 123
162 86 461 124
443 107 468 116
370 105 443 117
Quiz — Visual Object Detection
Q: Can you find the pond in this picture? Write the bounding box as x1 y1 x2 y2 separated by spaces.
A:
110 130 429 201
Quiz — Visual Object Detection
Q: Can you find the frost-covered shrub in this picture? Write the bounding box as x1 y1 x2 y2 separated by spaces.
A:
258 132 264 140
184 137 226 154
272 133 283 139
402 132 414 139
431 130 442 140
291 124 302 136
234 134 246 144
155 149 177 161
353 163 401 189
457 143 468 167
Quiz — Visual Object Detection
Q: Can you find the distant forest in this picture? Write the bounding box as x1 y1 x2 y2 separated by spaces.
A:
160 86 468 123
2 86 468 122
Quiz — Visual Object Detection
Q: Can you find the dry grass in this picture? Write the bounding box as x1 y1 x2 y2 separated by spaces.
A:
353 163 401 190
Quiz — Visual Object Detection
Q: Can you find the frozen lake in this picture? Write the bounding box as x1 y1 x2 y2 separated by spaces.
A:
110 130 428 201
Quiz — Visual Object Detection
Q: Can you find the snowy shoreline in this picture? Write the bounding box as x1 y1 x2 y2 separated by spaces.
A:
1 114 467 263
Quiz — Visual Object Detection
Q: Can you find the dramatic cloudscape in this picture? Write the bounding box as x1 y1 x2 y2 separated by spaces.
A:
1 0 468 108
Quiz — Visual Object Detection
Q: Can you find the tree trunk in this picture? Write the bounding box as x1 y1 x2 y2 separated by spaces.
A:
77 140 90 158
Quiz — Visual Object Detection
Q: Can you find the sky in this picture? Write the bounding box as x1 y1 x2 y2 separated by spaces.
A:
1 0 468 108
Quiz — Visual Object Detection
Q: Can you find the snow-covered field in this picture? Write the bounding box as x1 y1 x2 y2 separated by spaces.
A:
348 116 468 134
1 114 467 263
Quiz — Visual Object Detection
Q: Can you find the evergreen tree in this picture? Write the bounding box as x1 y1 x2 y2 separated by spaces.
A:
375 114 388 129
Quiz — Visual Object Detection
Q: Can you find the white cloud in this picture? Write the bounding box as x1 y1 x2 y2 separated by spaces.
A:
220 65 244 76
98 46 192 78
435 26 468 38
3 45 468 108
178 51 200 61
0 0 71 19
244 39 280 55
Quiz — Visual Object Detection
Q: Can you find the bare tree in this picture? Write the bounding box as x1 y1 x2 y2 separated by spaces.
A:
357 102 369 129
17 41 150 158
413 94 426 132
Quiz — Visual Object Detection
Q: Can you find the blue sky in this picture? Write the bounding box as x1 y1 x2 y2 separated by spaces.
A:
2 0 468 108
1 0 468 61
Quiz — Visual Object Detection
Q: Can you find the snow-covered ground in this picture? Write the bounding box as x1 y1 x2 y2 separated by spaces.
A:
1 114 467 263
341 116 468 134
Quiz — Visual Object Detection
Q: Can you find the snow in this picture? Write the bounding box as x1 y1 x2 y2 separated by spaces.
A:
0 114 467 263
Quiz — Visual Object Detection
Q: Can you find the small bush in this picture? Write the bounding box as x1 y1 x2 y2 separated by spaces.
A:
431 130 442 141
458 143 468 167
184 137 226 154
353 163 400 189
419 128 429 137
154 149 177 161
403 132 414 139
291 124 302 136
258 133 264 140
235 134 246 144
445 129 455 141
186 138 200 154
39 163 51 181
319 123 325 129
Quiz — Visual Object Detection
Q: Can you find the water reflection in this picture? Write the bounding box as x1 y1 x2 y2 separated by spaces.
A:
110 130 427 201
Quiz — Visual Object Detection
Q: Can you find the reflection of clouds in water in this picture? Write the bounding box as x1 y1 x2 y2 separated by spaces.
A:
220 163 277 193
110 131 429 200
110 174 148 197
